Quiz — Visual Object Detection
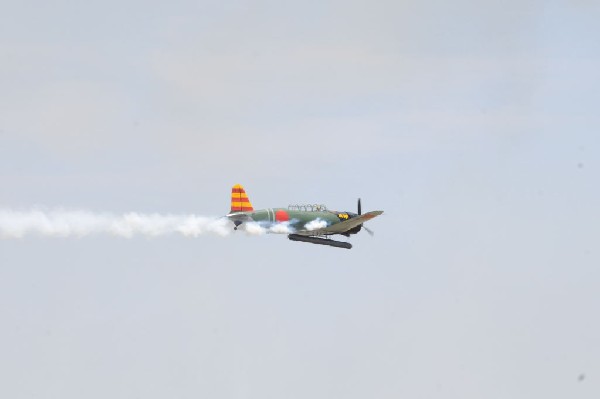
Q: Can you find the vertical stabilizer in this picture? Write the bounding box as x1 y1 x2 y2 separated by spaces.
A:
230 184 254 212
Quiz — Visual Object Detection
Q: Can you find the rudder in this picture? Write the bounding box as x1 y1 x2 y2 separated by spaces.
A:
230 184 254 212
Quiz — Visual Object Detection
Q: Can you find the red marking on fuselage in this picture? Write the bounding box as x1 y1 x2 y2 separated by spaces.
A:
275 210 290 222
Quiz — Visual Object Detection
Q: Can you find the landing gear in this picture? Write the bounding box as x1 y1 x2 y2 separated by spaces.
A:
233 220 242 231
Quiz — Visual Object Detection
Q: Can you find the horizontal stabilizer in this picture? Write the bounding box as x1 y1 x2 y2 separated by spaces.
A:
226 212 254 223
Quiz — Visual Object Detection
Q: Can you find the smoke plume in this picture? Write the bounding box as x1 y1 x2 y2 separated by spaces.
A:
0 208 232 239
304 219 327 231
241 221 295 235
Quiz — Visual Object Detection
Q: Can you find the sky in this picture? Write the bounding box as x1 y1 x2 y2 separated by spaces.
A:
1 0 599 398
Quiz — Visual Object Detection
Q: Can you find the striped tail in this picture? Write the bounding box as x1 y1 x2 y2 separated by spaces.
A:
230 184 254 212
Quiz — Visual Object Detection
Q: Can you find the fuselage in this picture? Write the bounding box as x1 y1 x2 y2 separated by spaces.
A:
228 208 359 235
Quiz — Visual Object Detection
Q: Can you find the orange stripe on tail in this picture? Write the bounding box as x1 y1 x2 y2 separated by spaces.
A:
230 184 254 212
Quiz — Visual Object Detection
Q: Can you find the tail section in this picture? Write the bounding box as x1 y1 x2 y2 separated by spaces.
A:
230 184 254 213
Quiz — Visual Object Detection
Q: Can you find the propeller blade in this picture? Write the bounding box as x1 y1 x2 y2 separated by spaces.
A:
363 226 375 236
358 198 362 215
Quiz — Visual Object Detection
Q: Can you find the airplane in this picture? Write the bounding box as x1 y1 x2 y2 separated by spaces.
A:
225 184 383 249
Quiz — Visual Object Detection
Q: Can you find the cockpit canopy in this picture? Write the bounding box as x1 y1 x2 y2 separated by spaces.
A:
288 204 328 212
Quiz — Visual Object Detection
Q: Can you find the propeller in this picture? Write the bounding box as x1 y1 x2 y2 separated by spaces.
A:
357 198 374 236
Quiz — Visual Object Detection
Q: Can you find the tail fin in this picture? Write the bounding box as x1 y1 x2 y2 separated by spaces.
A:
230 184 254 213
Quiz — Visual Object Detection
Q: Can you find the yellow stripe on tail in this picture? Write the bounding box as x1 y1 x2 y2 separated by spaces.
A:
230 184 254 212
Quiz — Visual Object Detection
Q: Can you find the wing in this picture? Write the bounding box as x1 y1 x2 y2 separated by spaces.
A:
299 210 383 236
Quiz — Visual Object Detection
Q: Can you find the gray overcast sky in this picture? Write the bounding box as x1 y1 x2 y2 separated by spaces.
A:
1 1 599 398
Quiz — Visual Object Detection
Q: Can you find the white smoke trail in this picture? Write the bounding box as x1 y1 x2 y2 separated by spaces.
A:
268 222 295 234
242 221 267 235
0 208 232 239
239 219 328 235
304 218 328 231
241 221 295 235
